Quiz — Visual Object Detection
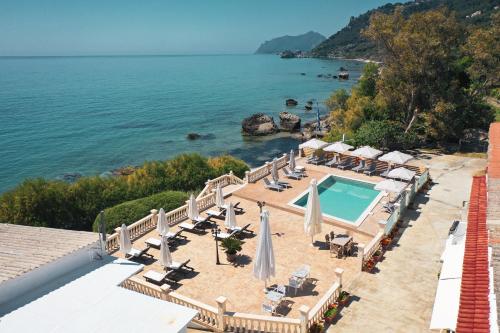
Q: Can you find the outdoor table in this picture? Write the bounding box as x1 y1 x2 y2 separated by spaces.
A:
330 236 353 258
292 267 309 279
295 166 305 172
266 290 284 304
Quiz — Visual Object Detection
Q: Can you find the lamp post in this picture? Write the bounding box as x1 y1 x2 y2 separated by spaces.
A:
257 201 266 213
211 224 221 265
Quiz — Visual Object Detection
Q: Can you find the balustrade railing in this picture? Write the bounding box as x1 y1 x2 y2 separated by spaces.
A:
307 281 341 327
169 292 219 330
363 231 384 264
121 276 169 301
197 171 245 199
224 312 301 333
245 153 288 183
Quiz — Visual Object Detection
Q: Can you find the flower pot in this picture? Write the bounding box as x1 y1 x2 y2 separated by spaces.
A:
338 292 350 306
226 252 237 262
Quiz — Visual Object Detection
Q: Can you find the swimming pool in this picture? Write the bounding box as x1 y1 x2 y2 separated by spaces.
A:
290 175 383 225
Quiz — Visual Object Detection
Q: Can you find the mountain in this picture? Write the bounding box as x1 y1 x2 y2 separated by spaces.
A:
255 31 326 54
312 0 499 60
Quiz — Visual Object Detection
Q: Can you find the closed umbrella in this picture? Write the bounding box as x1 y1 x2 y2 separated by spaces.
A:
119 223 132 254
289 150 296 170
253 209 276 288
379 151 413 165
352 146 383 159
224 202 237 229
304 179 323 245
215 184 225 208
271 158 279 183
159 236 173 268
323 141 353 153
388 167 416 181
187 194 199 220
156 207 169 236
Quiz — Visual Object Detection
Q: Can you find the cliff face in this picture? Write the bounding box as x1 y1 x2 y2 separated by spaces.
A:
255 31 326 54
312 0 498 60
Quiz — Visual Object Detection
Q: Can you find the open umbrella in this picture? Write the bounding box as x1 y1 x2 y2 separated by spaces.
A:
187 194 199 220
304 179 322 245
253 209 276 287
224 202 237 229
119 223 132 254
156 207 169 236
215 184 225 208
298 138 328 150
379 151 413 165
159 236 173 268
271 158 279 183
323 141 353 153
388 167 416 181
352 146 383 159
375 179 407 194
289 150 296 170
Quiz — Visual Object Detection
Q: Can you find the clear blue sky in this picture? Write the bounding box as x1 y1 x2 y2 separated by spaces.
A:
0 0 392 56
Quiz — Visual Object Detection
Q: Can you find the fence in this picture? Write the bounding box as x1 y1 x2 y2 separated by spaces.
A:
245 153 288 183
307 280 342 327
197 171 245 199
416 169 429 191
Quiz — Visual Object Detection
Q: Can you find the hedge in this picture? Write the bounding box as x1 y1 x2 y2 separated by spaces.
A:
93 190 188 234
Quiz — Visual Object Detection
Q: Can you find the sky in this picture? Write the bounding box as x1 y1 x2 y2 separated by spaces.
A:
0 0 392 56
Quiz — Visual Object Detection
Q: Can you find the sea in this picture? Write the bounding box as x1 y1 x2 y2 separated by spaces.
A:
0 54 362 193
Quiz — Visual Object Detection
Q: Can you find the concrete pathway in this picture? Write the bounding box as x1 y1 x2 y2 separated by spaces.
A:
329 154 486 333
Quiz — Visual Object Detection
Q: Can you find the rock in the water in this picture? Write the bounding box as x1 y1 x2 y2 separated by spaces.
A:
286 98 298 106
317 74 323 78
279 112 301 132
307 100 313 105
112 166 136 177
305 104 312 111
187 133 201 140
242 113 279 136
300 72 306 76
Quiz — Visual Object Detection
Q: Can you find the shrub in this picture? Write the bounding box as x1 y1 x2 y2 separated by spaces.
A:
208 155 249 179
353 120 418 150
93 190 188 234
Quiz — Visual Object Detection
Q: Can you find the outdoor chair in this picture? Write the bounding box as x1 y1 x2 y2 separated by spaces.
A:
363 163 377 176
220 202 244 214
206 209 225 220
288 277 304 296
383 203 395 213
274 179 291 188
306 156 319 164
228 223 254 236
145 237 163 249
262 303 278 315
380 166 392 178
264 178 284 192
283 167 302 180
325 156 339 168
213 229 239 240
179 217 210 233
345 241 354 256
274 285 287 298
166 259 194 274
164 229 186 243
352 160 366 173
144 269 177 285
311 156 326 165
330 231 335 240
337 157 354 170
125 246 153 260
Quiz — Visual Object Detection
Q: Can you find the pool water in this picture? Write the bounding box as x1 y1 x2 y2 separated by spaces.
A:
293 176 381 224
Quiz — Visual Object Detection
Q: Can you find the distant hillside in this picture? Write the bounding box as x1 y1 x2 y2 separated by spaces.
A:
312 0 499 60
255 31 326 54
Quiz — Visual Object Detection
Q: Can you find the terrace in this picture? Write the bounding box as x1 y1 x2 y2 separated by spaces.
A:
108 144 429 332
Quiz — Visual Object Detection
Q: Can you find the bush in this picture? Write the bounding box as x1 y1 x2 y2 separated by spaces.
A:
353 120 418 150
208 155 249 179
93 191 188 234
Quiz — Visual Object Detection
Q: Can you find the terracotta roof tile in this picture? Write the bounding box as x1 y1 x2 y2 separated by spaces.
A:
456 175 490 333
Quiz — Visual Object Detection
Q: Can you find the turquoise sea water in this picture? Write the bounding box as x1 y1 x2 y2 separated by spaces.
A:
0 55 361 193
293 176 380 223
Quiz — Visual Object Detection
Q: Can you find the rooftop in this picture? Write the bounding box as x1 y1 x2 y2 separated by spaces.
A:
0 223 98 284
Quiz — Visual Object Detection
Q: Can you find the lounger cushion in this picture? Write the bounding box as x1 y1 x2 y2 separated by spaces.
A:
145 237 161 247
206 210 222 217
144 270 166 283
169 261 182 269
179 222 195 230
127 248 143 257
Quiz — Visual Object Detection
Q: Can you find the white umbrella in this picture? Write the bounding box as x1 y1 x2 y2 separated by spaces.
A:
215 184 225 208
379 151 414 164
156 207 169 236
352 146 383 159
375 179 407 194
187 194 199 220
271 158 279 182
304 179 322 245
224 202 237 229
324 141 354 153
289 150 296 170
388 167 416 181
298 138 328 150
119 223 132 254
253 209 275 286
159 236 173 268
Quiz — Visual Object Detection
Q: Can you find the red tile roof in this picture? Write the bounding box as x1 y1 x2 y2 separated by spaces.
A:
456 175 490 333
488 122 500 179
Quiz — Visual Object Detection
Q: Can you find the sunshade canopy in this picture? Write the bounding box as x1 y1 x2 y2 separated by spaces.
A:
323 141 354 153
387 167 416 181
351 146 383 159
375 179 407 193
298 138 328 150
379 151 414 164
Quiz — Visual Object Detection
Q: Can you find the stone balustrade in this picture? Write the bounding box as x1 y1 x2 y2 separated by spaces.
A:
245 153 288 183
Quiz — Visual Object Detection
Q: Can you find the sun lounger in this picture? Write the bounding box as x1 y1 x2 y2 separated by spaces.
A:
380 166 392 178
311 157 325 165
166 259 194 273
325 156 339 168
144 270 177 285
125 246 152 259
221 202 244 214
214 229 239 240
306 156 319 164
179 217 211 233
163 229 186 243
283 167 302 180
206 209 225 219
337 157 354 170
352 160 365 173
363 163 377 176
264 178 284 192
275 179 291 188
228 223 254 236
145 237 162 248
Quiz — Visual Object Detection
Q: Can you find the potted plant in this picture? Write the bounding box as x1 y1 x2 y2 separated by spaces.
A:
381 236 392 247
220 237 242 262
364 259 375 272
323 304 338 324
309 322 324 333
372 249 383 262
338 291 350 306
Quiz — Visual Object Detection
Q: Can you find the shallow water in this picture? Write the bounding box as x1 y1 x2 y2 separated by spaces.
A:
0 54 361 192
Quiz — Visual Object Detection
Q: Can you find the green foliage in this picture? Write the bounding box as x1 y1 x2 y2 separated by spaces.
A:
220 237 243 255
0 153 248 231
93 191 188 234
353 121 417 150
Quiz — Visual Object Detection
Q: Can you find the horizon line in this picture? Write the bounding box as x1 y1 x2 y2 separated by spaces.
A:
0 53 259 59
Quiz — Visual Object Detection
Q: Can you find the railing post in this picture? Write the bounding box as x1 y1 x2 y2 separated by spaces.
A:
265 161 270 174
299 148 303 157
160 284 171 301
245 170 250 183
299 305 310 333
215 296 227 332
377 220 387 234
334 268 344 289
150 209 158 227
358 243 366 271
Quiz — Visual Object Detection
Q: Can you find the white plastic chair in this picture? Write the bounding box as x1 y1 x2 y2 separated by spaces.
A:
275 285 287 297
262 303 277 315
288 277 304 296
